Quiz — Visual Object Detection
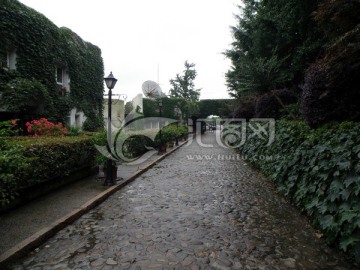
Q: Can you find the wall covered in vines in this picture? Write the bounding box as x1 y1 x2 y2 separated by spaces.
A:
0 0 104 129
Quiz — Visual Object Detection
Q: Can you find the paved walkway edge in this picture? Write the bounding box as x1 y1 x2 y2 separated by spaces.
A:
0 140 190 267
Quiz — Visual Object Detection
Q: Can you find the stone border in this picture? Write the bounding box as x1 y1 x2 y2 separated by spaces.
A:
0 139 189 267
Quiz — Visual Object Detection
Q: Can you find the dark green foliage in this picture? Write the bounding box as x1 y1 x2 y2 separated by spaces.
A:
255 89 297 119
169 61 201 101
236 120 360 263
0 0 104 126
233 96 256 120
301 0 360 127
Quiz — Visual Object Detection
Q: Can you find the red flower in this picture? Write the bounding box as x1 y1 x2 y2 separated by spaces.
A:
26 118 67 137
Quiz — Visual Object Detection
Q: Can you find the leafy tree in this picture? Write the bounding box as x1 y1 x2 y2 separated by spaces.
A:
169 61 201 101
225 0 322 98
225 52 291 98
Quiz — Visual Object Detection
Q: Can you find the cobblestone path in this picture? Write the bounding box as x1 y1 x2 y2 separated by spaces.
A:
13 133 354 269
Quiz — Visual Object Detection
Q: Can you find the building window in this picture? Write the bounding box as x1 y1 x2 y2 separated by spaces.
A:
1 50 17 70
56 67 64 85
0 51 7 68
8 50 17 70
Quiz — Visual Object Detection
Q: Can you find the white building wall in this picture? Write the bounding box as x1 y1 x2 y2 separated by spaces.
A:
68 108 86 129
8 50 17 70
103 99 125 129
132 94 143 114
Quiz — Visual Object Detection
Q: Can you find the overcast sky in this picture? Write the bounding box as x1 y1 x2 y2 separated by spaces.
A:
19 0 239 101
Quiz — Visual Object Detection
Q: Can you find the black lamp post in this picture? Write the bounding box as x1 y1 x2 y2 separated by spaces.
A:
158 99 163 154
174 105 180 146
104 72 117 186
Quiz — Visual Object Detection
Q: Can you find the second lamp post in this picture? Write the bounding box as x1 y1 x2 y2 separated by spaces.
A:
158 99 163 154
104 72 117 186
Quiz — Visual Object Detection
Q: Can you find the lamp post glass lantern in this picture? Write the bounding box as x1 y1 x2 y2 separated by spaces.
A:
174 105 180 146
104 72 117 186
104 72 117 90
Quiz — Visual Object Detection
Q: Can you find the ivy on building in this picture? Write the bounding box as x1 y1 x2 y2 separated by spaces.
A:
0 0 104 130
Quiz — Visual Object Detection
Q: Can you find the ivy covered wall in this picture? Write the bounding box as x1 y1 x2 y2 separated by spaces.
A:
0 0 104 130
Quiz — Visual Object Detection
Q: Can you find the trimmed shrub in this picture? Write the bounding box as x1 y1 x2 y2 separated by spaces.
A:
236 120 360 263
154 124 185 146
233 96 256 120
122 135 155 159
82 115 104 132
0 137 96 205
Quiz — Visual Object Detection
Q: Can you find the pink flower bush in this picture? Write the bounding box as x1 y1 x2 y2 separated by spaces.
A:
26 118 67 137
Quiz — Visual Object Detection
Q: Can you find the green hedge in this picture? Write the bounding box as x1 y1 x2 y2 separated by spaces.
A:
155 124 188 145
124 124 188 156
235 120 360 262
0 136 96 205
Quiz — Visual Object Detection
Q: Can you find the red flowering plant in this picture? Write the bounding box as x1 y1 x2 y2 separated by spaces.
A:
25 118 67 137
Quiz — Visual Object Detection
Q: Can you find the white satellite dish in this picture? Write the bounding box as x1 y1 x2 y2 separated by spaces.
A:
142 80 162 99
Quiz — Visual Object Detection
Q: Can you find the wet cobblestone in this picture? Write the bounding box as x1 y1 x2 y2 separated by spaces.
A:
12 134 355 269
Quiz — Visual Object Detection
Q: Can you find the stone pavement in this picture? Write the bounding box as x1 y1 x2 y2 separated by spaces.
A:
9 133 355 269
0 149 163 255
